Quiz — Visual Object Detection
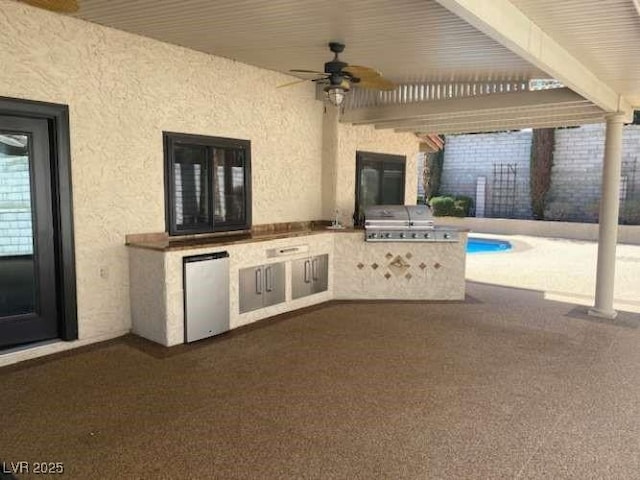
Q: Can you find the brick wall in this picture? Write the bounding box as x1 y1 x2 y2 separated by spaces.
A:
0 153 33 256
434 124 640 223
441 130 533 218
546 124 640 222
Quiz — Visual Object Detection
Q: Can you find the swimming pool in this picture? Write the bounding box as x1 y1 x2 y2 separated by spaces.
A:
467 237 512 254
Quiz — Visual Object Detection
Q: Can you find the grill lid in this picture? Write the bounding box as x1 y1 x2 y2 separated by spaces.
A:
364 205 434 228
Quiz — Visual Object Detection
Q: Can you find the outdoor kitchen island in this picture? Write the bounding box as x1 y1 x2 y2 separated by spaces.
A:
126 221 467 347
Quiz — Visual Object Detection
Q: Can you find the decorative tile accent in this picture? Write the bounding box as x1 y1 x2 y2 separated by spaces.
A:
419 262 427 270
388 255 411 276
357 263 364 270
385 252 393 259
434 262 442 269
371 263 379 270
405 273 412 280
384 272 392 280
405 252 413 259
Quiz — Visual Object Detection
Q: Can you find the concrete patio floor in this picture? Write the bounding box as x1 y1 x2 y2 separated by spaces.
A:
2 281 640 479
467 234 640 314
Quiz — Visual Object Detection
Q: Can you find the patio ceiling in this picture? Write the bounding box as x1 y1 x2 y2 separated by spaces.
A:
70 0 545 84
64 0 639 134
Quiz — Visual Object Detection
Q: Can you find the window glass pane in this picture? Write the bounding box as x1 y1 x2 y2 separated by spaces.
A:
359 163 380 210
381 163 404 204
213 147 246 224
0 133 35 316
173 144 210 231
355 153 405 224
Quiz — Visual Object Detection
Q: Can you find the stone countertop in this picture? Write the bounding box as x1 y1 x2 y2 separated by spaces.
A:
125 225 363 252
125 224 469 252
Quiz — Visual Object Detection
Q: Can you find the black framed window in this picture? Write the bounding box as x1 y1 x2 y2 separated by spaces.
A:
354 151 406 224
164 132 251 235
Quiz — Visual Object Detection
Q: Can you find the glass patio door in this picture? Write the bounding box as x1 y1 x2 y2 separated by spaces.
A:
0 116 58 349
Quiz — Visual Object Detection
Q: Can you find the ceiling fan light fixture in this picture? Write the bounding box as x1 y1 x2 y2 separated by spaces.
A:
325 86 346 106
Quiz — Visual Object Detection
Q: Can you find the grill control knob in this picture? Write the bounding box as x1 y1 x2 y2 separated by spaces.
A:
412 233 418 239
370 233 377 239
444 233 451 239
400 233 406 239
424 233 430 239
385 233 392 239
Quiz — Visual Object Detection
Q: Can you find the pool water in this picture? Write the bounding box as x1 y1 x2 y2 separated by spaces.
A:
467 237 512 254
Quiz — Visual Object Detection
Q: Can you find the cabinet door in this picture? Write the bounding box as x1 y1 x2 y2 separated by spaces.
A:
239 266 264 313
311 254 329 294
291 258 313 299
263 262 285 307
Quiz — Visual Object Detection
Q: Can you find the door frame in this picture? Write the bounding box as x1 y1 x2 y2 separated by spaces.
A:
0 96 77 341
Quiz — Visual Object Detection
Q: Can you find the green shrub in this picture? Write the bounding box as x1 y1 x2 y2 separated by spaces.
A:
430 195 473 217
453 195 474 217
430 196 455 216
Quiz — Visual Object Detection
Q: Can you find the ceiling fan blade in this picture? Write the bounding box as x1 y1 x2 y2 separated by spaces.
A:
289 69 329 76
343 65 381 79
20 0 79 12
277 78 314 89
356 76 396 91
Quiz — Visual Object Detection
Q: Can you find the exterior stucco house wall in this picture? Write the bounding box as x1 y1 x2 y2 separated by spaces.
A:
0 0 418 354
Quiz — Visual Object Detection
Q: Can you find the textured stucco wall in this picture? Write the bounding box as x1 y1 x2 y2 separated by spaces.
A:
336 122 419 226
0 0 324 342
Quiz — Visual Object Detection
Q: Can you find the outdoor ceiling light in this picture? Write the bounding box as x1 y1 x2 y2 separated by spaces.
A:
325 86 346 106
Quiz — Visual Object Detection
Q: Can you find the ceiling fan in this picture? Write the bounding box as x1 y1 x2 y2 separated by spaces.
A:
279 42 396 106
19 0 79 13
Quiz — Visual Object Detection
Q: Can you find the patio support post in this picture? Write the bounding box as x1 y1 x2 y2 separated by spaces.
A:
589 113 625 319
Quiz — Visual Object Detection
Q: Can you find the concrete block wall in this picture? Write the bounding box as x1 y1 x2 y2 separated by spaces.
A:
441 130 533 218
436 124 640 223
0 153 33 256
546 124 640 222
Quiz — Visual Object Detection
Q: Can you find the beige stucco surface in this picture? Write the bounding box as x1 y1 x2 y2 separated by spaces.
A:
335 123 419 226
0 1 324 345
0 1 421 364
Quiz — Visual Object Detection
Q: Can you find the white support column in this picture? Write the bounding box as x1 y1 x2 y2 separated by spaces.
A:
589 114 625 319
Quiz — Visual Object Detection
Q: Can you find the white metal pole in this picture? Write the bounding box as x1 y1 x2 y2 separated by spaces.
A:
589 114 625 319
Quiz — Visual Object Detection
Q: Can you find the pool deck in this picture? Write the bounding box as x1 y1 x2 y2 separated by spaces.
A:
466 233 640 314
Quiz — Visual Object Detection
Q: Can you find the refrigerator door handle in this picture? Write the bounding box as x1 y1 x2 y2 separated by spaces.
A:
255 268 262 294
312 258 319 281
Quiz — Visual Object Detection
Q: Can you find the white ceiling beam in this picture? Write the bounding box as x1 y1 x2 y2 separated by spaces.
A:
394 114 605 135
374 105 604 130
342 88 591 124
372 104 601 129
434 0 633 117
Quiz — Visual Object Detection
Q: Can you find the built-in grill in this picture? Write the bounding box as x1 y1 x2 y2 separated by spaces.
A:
364 205 459 242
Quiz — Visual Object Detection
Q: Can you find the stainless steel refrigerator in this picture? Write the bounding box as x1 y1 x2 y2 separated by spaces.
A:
183 251 230 343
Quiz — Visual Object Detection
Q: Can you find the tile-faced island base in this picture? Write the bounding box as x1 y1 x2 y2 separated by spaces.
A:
333 232 467 300
127 229 467 346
